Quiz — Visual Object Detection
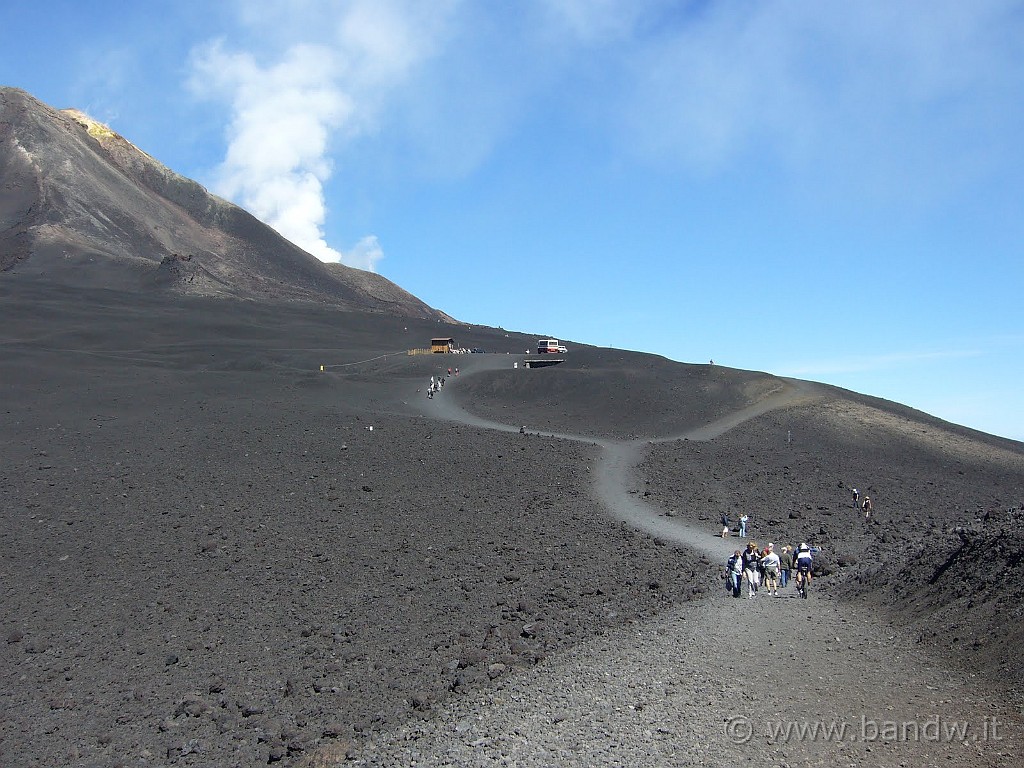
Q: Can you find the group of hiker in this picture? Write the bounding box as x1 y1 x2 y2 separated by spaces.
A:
725 542 814 598
718 483 876 598
851 487 874 519
720 512 750 538
426 367 459 399
426 374 445 398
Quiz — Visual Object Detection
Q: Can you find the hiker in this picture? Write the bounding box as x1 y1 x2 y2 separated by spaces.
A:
852 487 860 506
739 513 749 538
761 543 781 596
862 496 873 519
725 550 743 598
741 542 761 598
778 545 793 588
721 513 730 538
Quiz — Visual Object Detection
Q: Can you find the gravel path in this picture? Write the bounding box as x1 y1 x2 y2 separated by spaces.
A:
426 365 818 562
353 364 1023 767
351 593 1018 767
592 378 821 562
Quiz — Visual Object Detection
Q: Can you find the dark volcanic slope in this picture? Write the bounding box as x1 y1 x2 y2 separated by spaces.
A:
0 279 706 767
0 87 447 319
454 346 783 440
639 388 1024 679
3 278 1024 767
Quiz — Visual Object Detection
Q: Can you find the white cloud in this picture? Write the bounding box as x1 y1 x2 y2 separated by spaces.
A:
189 1 457 270
618 0 1023 199
341 235 384 272
354 0 1021 199
188 1 1024 271
190 41 350 262
538 0 659 42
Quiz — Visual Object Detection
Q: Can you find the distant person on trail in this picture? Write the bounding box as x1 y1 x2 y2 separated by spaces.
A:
760 543 781 596
726 550 743 598
852 487 860 506
448 367 452 376
794 543 813 594
739 513 749 538
862 496 873 519
721 513 730 538
742 542 761 598
778 545 793 588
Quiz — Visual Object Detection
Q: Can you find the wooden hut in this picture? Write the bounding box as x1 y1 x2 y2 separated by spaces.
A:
431 337 455 354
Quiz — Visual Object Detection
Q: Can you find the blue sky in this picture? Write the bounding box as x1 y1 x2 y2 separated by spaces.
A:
3 1 1023 440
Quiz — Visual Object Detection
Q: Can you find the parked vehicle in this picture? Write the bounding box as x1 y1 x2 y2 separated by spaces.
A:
537 339 567 354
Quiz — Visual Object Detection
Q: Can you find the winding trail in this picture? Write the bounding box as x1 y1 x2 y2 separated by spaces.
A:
358 357 1021 767
593 379 820 561
417 356 820 562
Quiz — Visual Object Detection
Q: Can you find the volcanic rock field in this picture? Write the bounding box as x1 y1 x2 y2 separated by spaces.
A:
2 275 1023 767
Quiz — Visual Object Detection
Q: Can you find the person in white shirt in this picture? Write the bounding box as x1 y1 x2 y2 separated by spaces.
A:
760 543 781 596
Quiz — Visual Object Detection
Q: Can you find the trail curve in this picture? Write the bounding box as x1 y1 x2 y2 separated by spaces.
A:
410 356 822 564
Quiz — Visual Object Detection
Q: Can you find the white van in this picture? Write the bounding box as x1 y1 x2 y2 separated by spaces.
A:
537 339 567 354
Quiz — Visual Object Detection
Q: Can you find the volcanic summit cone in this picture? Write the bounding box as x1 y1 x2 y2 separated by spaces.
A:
0 86 449 319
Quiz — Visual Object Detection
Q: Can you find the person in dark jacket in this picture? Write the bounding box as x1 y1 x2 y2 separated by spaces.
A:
779 545 793 588
725 550 743 597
